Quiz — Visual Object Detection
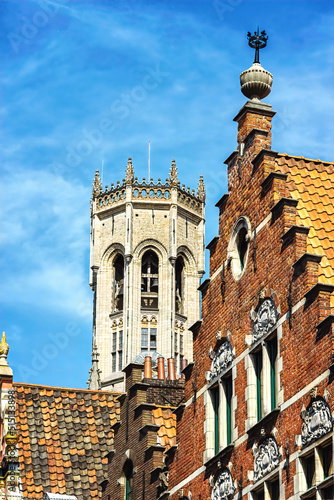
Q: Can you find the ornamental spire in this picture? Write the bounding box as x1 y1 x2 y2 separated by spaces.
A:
169 159 178 186
247 26 268 64
87 337 101 390
197 175 206 201
125 157 134 185
240 28 273 101
0 332 9 364
92 169 102 198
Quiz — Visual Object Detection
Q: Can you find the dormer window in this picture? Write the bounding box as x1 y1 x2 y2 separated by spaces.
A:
141 250 159 309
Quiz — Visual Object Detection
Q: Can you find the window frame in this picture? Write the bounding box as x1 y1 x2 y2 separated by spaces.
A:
205 365 234 462
247 329 279 427
111 318 124 373
297 433 334 499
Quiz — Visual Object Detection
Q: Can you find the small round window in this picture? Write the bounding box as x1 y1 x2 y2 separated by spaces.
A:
227 217 251 280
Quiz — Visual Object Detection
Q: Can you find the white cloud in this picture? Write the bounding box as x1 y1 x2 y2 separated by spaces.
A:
1 166 92 319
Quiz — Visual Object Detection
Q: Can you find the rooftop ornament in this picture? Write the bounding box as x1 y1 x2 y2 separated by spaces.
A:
247 27 268 64
240 27 273 101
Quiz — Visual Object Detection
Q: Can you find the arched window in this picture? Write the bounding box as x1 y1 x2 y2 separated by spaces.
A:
141 250 159 309
123 460 133 500
175 256 184 314
113 255 124 312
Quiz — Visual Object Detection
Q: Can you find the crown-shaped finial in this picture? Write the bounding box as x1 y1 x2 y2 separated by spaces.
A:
169 159 178 186
125 157 134 185
197 175 206 201
247 27 268 64
0 332 9 361
92 170 102 198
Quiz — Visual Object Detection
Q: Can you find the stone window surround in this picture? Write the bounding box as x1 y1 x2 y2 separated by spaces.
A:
111 315 124 372
174 320 185 374
203 362 238 464
248 470 283 500
245 324 283 432
141 315 158 352
294 431 334 499
227 216 252 281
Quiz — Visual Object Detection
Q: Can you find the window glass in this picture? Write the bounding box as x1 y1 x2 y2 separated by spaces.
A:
141 328 148 349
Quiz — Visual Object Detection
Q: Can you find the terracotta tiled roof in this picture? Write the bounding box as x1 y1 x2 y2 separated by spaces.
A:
152 407 176 450
14 383 120 500
277 154 334 287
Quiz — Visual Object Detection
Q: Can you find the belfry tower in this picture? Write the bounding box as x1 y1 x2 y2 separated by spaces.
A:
89 159 205 390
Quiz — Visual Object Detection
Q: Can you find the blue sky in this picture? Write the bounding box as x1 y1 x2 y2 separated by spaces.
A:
1 0 333 389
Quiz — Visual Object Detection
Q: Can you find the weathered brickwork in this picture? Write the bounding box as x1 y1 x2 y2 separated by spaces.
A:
103 363 184 500
166 98 334 499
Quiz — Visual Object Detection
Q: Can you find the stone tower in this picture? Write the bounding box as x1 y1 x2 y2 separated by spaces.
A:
89 158 205 390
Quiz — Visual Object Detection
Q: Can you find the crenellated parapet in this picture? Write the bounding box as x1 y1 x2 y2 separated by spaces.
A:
91 158 205 217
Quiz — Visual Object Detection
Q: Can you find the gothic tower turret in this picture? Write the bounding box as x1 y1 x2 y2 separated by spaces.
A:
89 158 205 390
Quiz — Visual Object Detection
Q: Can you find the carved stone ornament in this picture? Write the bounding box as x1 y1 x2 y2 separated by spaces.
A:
253 437 280 481
211 468 236 500
301 398 333 447
209 341 233 381
252 298 278 342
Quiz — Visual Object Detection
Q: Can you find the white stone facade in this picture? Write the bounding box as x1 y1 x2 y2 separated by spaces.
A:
90 160 205 389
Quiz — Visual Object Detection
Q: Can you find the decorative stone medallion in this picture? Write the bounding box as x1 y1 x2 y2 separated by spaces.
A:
301 398 333 447
252 299 278 342
253 437 280 481
209 341 233 381
211 469 236 500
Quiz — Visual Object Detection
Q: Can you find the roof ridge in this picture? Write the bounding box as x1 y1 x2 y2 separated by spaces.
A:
13 381 121 395
277 153 333 165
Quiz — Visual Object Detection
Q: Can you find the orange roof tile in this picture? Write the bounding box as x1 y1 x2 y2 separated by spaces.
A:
14 382 120 499
152 407 177 451
277 154 334 286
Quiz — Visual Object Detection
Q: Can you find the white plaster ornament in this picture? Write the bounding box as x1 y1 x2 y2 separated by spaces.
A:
209 341 233 381
252 299 278 342
211 469 236 500
301 398 333 447
253 437 280 481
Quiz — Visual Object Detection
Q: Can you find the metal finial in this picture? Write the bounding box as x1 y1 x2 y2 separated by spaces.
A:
247 27 268 64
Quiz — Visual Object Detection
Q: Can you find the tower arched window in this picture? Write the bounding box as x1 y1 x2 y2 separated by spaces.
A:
175 256 184 314
113 255 124 312
141 250 159 309
123 460 133 500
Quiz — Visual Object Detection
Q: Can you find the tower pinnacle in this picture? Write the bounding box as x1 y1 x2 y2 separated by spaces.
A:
87 337 101 390
92 170 102 198
169 159 178 186
125 157 134 185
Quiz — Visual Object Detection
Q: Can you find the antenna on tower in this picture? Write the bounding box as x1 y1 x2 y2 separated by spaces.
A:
148 141 151 181
101 159 104 186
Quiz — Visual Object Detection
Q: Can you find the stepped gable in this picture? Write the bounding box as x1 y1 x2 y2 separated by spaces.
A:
14 383 120 499
152 406 177 450
277 153 334 286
